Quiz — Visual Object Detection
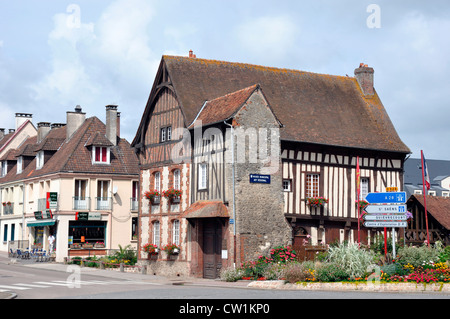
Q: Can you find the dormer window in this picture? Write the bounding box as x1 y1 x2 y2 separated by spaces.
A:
92 146 110 164
17 157 23 174
1 161 7 177
36 151 44 169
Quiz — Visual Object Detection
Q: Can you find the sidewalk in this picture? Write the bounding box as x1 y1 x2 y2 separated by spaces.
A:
0 251 250 294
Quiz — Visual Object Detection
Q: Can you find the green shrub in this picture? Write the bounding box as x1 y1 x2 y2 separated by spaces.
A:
282 262 313 283
397 242 444 268
262 263 286 280
326 242 375 279
220 267 244 282
315 262 349 282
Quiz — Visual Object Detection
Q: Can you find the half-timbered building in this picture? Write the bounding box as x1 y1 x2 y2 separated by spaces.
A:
132 52 410 278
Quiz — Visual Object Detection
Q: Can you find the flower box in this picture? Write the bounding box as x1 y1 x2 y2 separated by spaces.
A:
162 189 182 202
144 190 161 205
82 243 94 249
162 244 180 256
306 197 328 208
71 243 81 249
143 243 159 255
94 242 105 248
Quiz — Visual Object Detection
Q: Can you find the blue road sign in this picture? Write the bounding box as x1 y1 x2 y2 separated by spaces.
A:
365 192 407 204
249 174 271 184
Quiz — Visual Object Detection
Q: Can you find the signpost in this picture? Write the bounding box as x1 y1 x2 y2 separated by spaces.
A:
364 204 406 214
364 190 407 259
365 191 406 204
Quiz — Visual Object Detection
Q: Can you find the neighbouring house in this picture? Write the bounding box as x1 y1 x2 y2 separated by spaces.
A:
404 157 450 198
406 194 450 245
0 106 140 262
132 52 410 278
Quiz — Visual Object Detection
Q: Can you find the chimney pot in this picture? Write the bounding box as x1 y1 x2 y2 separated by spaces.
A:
354 63 375 96
15 113 33 130
66 105 86 140
106 105 119 146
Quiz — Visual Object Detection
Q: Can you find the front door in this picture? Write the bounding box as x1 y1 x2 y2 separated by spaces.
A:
203 219 222 279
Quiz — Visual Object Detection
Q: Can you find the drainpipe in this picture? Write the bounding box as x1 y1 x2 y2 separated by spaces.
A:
223 120 236 267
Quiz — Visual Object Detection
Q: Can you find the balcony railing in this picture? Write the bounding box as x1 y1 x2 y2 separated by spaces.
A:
96 197 112 210
73 197 90 211
2 202 13 215
131 198 138 211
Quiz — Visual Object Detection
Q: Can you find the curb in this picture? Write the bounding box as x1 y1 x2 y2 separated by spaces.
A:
247 280 450 293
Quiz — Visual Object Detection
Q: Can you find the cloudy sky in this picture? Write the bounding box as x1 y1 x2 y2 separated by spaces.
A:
0 0 449 160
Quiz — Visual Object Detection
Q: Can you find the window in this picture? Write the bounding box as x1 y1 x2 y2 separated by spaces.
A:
153 221 160 247
17 157 23 174
414 189 422 195
360 178 369 200
74 179 89 210
36 151 44 169
93 146 110 164
283 179 292 192
198 163 207 190
97 180 110 210
172 220 180 246
442 191 450 197
1 161 7 177
160 126 172 143
428 190 436 196
131 217 138 240
306 174 319 197
173 169 181 190
131 181 139 211
154 172 161 192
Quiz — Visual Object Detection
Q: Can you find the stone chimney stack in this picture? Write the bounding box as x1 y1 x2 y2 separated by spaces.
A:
66 105 86 140
15 113 32 130
106 105 118 146
354 63 374 96
37 122 51 143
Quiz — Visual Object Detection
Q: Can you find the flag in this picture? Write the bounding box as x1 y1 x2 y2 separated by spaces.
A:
423 153 431 190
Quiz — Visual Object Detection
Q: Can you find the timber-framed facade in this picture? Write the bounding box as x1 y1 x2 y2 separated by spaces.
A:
132 53 410 278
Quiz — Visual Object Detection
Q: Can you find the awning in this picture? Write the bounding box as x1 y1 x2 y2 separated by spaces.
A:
27 219 56 227
180 201 230 219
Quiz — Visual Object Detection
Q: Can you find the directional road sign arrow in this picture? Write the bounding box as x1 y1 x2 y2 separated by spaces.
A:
363 204 407 214
363 221 407 228
363 214 407 221
365 192 407 204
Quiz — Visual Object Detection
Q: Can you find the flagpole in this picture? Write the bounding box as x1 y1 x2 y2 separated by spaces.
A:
356 156 361 246
420 150 430 247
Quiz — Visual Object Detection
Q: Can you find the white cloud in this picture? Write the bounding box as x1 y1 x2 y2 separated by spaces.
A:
28 0 161 141
235 15 300 60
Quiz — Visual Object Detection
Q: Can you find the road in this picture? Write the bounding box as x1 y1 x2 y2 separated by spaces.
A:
1 252 449 316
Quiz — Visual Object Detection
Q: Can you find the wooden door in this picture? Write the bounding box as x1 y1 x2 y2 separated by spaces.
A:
203 219 222 279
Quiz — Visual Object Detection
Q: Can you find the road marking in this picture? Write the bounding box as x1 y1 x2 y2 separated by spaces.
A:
13 283 51 288
0 285 31 290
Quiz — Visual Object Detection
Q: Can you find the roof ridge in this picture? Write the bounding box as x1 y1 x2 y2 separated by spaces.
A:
163 55 351 80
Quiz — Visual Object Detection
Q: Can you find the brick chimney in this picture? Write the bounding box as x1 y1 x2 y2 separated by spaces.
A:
354 63 374 96
66 105 86 140
189 50 197 58
106 105 118 146
37 122 51 143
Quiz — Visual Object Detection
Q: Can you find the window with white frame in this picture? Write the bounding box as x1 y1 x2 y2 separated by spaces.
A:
306 174 319 197
172 220 180 246
17 157 23 174
360 178 369 200
1 161 7 177
153 221 160 247
283 179 292 192
92 146 110 164
414 189 422 195
173 169 181 190
442 191 449 197
154 171 161 192
198 163 207 190
36 151 44 169
160 126 172 143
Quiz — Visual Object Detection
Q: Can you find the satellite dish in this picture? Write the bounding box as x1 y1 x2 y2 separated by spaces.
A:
113 186 118 194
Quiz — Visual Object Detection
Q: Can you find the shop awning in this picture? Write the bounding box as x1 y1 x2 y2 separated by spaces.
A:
180 201 230 219
27 219 56 227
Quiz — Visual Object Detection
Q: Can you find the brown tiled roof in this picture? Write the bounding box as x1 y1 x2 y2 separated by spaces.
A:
34 127 66 152
180 200 229 219
410 195 450 230
85 131 114 147
147 55 409 153
0 117 139 183
189 84 274 128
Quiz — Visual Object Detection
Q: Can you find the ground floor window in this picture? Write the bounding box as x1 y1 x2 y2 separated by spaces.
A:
34 227 44 246
68 221 106 247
